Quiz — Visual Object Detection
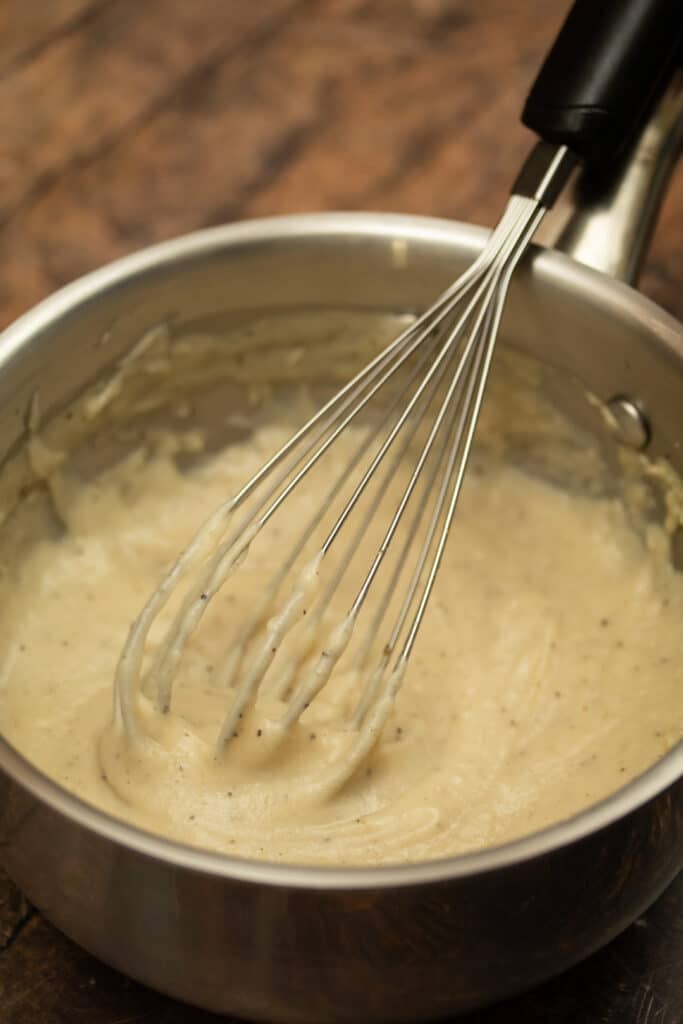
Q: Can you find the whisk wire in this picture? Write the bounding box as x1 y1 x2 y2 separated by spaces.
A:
221 334 442 700
398 200 547 667
152 257 502 716
214 209 533 746
219 199 545 748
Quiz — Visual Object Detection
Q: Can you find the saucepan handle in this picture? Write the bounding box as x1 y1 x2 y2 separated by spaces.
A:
522 0 682 165
537 70 683 285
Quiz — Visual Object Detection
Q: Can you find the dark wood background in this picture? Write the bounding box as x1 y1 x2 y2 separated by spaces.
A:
0 1 681 1021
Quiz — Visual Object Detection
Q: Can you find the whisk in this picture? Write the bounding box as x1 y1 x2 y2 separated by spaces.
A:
113 0 682 790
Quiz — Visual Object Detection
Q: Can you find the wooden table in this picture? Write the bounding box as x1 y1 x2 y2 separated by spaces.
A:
0 2 681 1020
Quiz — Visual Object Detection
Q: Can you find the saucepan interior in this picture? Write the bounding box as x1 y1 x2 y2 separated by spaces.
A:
1 215 681 559
0 213 681 1022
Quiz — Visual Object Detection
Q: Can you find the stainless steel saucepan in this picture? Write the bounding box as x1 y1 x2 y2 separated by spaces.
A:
0 26 682 1024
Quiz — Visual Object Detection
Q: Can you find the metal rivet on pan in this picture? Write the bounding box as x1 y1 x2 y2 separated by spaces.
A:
605 396 650 451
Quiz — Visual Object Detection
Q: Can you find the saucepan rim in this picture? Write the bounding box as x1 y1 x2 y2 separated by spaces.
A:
0 211 681 891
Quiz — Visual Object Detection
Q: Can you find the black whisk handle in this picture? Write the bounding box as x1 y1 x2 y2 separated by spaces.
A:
522 0 683 164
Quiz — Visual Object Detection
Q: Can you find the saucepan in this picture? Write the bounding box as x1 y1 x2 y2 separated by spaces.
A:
0 21 682 1024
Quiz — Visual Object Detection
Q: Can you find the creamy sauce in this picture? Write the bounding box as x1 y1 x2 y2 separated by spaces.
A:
0 400 681 865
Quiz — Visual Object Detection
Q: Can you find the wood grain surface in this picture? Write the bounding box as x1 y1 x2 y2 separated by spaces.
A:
0 1 681 1021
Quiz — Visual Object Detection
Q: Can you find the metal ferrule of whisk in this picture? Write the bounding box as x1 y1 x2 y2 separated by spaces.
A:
111 142 575 790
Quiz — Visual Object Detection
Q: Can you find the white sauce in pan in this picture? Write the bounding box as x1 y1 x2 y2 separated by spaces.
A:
0 390 681 865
